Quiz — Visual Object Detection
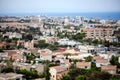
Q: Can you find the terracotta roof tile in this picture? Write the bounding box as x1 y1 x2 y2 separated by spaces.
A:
76 62 91 66
96 59 108 63
51 66 68 73
101 65 117 71
40 53 52 56
5 50 16 56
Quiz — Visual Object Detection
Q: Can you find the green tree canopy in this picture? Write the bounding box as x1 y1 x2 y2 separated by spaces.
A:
61 74 71 80
85 56 92 62
76 75 86 80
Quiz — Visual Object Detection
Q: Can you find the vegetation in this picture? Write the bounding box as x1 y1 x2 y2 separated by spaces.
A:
24 54 35 63
1 67 14 73
34 40 59 51
84 56 92 62
1 60 14 73
68 68 88 80
76 75 86 80
16 69 39 79
72 33 86 42
67 68 113 80
44 60 51 80
0 48 3 52
64 25 70 29
61 74 71 80
110 55 120 68
65 61 120 80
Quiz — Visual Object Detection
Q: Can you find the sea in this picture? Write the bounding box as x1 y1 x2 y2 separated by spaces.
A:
0 12 120 20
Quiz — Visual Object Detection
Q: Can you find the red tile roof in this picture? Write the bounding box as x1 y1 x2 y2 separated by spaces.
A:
40 53 52 56
76 62 91 66
5 50 16 56
96 59 108 63
101 65 117 71
51 66 68 73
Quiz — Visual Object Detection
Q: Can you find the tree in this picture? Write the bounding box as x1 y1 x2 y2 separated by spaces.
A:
72 33 86 42
16 69 39 79
47 44 57 51
76 75 86 80
91 62 99 71
64 53 71 59
92 39 99 45
87 71 111 80
61 74 71 80
0 48 3 52
103 40 110 47
68 68 88 80
110 75 120 80
84 38 93 45
1 60 14 73
110 55 120 68
45 60 50 80
6 39 12 43
35 40 49 49
25 54 35 63
85 56 92 62
110 55 118 65
26 34 33 41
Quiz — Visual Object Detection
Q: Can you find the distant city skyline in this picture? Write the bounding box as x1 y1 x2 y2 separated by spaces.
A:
0 0 120 14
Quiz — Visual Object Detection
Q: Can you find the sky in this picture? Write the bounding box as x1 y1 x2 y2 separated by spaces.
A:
0 0 120 14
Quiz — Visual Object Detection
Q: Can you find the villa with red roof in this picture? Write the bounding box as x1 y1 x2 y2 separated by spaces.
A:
49 66 69 80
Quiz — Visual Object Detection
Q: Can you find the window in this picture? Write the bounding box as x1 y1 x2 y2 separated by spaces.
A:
16 78 20 80
85 66 87 68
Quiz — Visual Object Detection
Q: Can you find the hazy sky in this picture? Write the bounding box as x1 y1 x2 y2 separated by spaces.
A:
0 0 120 13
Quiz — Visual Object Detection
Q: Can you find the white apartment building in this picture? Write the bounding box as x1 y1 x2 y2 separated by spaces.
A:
58 38 77 46
9 32 22 39
78 45 95 53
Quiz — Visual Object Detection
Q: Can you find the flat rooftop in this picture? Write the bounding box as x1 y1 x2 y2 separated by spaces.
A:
0 73 23 80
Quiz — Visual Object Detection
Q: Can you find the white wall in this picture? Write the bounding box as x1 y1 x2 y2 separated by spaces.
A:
40 55 52 61
49 68 57 80
96 62 109 67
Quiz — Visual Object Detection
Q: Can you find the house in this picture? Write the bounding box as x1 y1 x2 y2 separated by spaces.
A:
63 48 80 55
98 52 116 60
57 38 77 46
101 65 117 74
60 59 71 67
0 52 8 60
40 53 52 61
24 40 34 49
0 42 6 49
49 66 69 80
13 63 44 74
93 56 102 60
45 37 58 44
4 50 26 62
3 32 22 39
0 73 23 80
0 62 6 72
5 50 17 60
39 49 52 61
76 62 91 69
78 45 95 53
95 59 109 67
11 53 25 62
9 32 22 39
